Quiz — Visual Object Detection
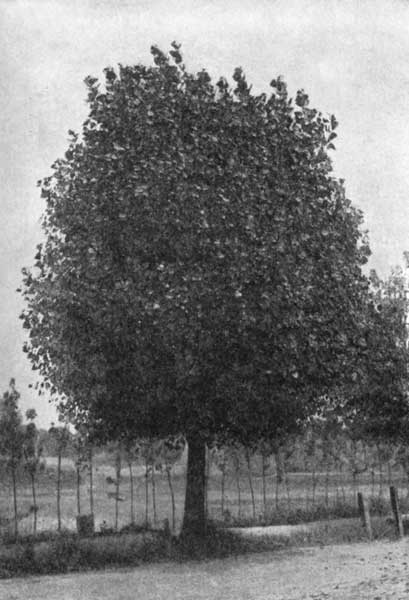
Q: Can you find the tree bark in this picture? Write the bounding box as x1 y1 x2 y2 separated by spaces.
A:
274 452 281 511
89 448 94 515
340 463 346 503
151 466 157 526
144 460 149 527
261 453 267 520
324 460 330 508
284 468 291 512
235 459 242 519
221 464 226 518
245 448 256 520
311 461 317 508
377 444 384 498
166 466 176 533
57 452 62 532
181 435 206 538
76 466 81 515
204 445 210 519
128 461 135 525
387 460 393 487
114 451 121 532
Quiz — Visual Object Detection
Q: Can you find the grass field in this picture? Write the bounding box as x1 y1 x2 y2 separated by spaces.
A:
1 450 408 538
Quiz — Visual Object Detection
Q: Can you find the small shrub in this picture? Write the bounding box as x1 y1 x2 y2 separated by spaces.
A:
369 496 391 516
119 522 152 535
76 514 95 537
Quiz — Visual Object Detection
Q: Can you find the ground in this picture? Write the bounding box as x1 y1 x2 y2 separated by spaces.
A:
1 539 409 599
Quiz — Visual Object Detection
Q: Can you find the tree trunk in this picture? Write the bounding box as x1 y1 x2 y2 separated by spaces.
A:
76 466 81 515
245 448 256 520
114 451 121 532
11 466 18 540
144 461 149 527
284 467 291 512
334 475 340 504
166 466 176 533
405 467 409 500
89 448 94 515
114 487 119 531
261 453 267 520
387 460 393 487
57 452 62 532
204 445 210 519
324 460 330 508
181 435 206 538
151 466 157 526
235 460 242 519
31 473 37 535
340 463 346 503
221 463 226 518
311 462 317 508
274 453 281 512
128 461 135 525
303 451 309 509
377 444 384 498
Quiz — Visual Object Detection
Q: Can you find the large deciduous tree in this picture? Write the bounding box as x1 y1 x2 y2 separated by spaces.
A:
21 44 371 536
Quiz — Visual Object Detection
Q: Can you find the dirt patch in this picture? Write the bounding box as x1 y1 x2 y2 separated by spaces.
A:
1 539 408 599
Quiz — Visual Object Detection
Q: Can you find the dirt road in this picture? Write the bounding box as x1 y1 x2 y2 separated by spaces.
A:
1 539 409 599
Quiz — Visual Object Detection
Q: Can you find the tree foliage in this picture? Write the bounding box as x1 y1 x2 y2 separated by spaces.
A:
22 44 370 444
0 379 24 469
350 267 409 440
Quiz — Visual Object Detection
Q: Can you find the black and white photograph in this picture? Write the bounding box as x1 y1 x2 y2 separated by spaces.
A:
1 1 409 598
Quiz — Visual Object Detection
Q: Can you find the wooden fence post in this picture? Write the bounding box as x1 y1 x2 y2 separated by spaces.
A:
390 486 404 538
357 492 372 540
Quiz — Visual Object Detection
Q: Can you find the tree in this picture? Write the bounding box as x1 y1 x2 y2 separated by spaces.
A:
124 440 139 526
21 44 372 537
23 408 43 534
244 446 256 519
156 435 185 533
48 423 70 531
72 427 91 516
346 267 409 446
0 380 24 539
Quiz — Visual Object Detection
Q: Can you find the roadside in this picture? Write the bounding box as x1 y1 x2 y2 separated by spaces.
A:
1 538 408 600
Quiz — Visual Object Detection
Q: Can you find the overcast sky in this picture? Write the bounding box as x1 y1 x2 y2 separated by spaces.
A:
1 0 409 426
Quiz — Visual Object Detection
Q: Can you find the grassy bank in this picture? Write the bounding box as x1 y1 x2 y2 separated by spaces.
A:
0 514 403 579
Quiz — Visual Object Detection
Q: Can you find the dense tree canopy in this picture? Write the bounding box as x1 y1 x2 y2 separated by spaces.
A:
348 267 409 441
22 44 373 534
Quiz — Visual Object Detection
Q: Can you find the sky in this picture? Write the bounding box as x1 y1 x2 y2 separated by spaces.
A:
1 0 409 426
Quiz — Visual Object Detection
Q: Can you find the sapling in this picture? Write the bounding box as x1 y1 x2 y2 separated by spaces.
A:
0 380 24 539
245 447 256 520
162 435 185 532
231 447 242 519
261 450 268 520
72 429 89 516
48 423 70 532
114 445 122 531
124 441 139 525
23 409 42 534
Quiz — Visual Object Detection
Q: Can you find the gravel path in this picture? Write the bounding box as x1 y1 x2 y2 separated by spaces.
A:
1 539 409 599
